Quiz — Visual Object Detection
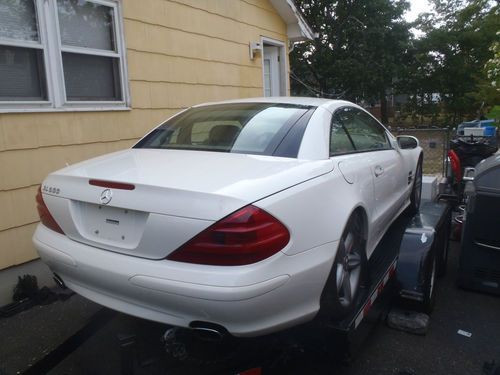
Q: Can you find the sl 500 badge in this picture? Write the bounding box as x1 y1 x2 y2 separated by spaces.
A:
42 185 60 194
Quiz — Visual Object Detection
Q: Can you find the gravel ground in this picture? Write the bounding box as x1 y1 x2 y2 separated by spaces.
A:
0 241 499 375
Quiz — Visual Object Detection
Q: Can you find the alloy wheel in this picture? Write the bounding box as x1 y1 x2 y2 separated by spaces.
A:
335 216 364 308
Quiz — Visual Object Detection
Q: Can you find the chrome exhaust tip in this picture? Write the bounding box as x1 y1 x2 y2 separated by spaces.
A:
53 273 67 290
189 321 228 341
192 327 224 341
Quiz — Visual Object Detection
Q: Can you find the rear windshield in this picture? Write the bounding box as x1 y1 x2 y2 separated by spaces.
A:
134 103 314 157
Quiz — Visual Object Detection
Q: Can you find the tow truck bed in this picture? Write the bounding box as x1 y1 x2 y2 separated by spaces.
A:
22 201 452 374
310 200 451 364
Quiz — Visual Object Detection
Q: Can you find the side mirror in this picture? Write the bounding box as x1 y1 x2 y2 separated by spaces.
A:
397 136 419 149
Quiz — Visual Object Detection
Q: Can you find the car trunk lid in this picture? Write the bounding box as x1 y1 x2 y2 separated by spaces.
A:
41 149 332 259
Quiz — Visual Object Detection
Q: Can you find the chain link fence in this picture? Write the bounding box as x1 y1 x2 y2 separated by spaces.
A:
394 128 450 177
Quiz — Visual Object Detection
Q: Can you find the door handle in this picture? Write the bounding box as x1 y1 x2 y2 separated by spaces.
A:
374 165 384 177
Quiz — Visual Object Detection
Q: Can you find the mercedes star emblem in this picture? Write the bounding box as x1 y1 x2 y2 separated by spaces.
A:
100 189 113 205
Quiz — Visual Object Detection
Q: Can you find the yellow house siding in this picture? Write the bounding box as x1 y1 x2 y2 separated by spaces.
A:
0 140 137 191
0 0 290 269
0 224 39 270
0 186 39 232
177 0 285 35
123 0 286 43
241 0 276 12
148 83 262 109
127 50 262 88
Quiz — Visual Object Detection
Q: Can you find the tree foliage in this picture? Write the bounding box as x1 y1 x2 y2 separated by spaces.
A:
407 0 500 124
485 31 500 92
290 0 411 123
290 0 500 126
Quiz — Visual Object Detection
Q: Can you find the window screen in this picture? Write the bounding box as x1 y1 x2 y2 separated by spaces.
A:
57 0 115 51
58 0 121 101
0 0 38 41
0 0 127 109
0 45 46 100
0 0 47 101
62 52 121 101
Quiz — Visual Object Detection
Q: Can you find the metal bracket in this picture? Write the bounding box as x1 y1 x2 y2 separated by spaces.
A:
249 41 263 60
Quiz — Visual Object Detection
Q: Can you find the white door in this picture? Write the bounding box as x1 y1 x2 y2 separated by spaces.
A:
370 149 405 234
336 107 404 249
263 46 280 97
350 110 404 241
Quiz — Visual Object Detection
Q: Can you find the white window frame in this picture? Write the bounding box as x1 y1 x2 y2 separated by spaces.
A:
260 36 288 97
0 0 130 113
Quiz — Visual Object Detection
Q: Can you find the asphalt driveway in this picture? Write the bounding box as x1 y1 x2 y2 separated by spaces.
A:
0 240 499 375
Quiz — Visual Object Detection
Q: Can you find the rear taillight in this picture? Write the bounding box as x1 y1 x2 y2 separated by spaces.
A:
448 149 462 183
167 205 290 266
36 186 64 234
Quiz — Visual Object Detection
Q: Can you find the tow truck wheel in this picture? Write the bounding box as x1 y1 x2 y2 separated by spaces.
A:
408 158 423 214
320 212 368 320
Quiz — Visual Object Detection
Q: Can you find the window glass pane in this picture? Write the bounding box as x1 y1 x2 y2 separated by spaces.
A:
338 108 390 151
135 103 310 156
0 45 47 100
62 52 121 101
57 0 115 51
0 0 39 41
263 59 271 97
232 107 297 152
191 121 241 145
330 119 355 154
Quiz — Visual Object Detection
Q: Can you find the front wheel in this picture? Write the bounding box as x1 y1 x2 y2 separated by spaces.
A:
320 213 368 320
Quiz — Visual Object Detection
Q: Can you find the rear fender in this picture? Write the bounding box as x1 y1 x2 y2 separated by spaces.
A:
396 201 451 302
396 228 435 302
349 205 370 241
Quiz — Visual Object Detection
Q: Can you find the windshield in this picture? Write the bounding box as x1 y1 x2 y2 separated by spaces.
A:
134 103 313 157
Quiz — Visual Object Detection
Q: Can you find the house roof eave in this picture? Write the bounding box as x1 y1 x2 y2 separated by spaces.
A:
270 0 318 42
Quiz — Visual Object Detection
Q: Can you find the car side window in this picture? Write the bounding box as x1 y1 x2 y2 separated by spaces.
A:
336 107 390 152
330 115 356 155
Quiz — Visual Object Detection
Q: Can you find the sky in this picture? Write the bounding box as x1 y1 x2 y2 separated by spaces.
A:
405 0 431 22
405 0 432 37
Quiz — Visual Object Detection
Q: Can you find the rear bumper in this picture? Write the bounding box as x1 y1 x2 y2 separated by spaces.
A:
33 224 336 337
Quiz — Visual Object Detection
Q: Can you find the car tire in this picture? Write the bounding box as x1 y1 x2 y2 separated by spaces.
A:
319 212 368 320
408 158 423 215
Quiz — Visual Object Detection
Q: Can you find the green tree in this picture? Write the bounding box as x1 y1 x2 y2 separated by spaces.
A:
290 0 411 123
407 0 500 124
484 31 500 92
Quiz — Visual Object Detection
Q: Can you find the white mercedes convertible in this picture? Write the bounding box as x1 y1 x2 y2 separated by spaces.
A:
33 97 422 337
